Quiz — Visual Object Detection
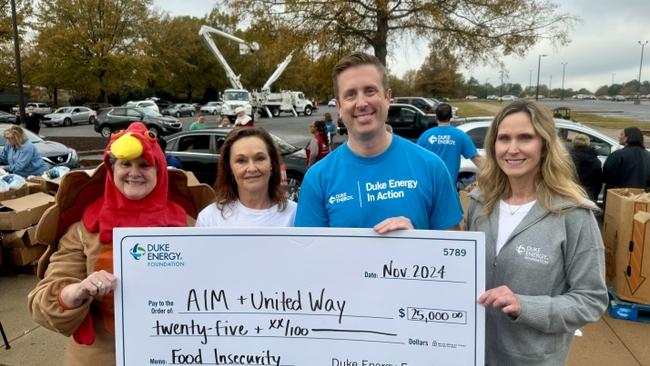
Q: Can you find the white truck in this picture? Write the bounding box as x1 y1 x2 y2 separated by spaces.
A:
12 102 52 115
198 25 312 118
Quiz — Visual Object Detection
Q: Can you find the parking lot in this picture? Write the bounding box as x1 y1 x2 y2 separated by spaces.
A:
540 99 650 122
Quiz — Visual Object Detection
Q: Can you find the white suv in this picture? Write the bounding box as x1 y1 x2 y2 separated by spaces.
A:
456 119 621 193
124 100 160 113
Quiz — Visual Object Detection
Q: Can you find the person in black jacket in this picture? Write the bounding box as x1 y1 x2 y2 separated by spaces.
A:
571 134 603 202
17 106 43 134
603 127 650 195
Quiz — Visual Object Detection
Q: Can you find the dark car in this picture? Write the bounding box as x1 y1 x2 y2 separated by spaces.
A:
162 103 196 118
164 128 306 200
94 106 182 137
0 111 17 124
336 104 437 138
0 123 79 168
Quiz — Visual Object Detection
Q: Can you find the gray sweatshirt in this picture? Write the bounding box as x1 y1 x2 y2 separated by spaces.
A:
467 190 608 366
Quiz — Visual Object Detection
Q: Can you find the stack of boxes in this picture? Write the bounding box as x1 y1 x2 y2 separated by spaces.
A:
603 188 650 305
0 181 56 267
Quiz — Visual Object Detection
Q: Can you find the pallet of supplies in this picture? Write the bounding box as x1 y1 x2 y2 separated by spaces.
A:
602 188 650 282
613 212 650 304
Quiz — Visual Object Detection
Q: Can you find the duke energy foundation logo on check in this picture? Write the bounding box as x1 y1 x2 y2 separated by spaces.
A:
129 242 185 268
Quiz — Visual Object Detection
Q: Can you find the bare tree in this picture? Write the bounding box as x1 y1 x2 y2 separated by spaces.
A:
227 0 576 68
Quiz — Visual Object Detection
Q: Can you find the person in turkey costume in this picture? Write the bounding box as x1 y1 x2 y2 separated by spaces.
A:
28 122 214 365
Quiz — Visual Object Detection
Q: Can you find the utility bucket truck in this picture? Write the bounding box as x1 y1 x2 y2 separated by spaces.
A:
198 25 312 118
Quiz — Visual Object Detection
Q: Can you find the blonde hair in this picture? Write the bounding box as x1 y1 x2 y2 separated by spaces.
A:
572 133 590 148
4 125 28 146
477 100 592 216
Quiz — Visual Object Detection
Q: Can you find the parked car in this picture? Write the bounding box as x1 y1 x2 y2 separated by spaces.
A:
456 119 622 198
336 104 437 138
0 123 79 168
0 111 17 124
123 100 160 113
465 95 478 100
393 96 459 116
95 106 182 137
12 102 52 115
200 101 223 115
614 95 627 102
153 99 173 111
83 102 113 111
164 128 306 200
43 106 97 127
327 99 337 107
486 95 499 100
499 95 517 102
162 103 196 117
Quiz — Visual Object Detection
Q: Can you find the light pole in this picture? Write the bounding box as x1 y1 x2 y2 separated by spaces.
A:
638 41 648 102
549 75 553 95
484 78 490 99
536 54 547 101
499 70 504 101
561 62 568 100
10 0 25 120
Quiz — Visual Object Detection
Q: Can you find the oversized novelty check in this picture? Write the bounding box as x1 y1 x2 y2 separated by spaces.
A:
113 227 485 366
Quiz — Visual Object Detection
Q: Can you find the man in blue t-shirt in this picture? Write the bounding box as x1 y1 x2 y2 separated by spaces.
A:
416 103 482 184
295 52 462 232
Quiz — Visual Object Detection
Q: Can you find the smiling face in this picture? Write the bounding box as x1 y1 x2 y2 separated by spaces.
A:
495 111 544 185
113 157 157 200
4 131 17 146
229 136 272 196
335 64 391 142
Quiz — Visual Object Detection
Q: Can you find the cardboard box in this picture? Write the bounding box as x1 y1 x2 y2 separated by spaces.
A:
614 211 650 304
0 184 29 201
602 189 650 281
26 181 45 194
7 244 46 266
26 176 61 196
1 225 38 248
0 192 55 231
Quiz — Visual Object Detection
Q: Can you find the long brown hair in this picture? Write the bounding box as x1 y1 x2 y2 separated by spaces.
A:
312 120 329 147
214 127 287 213
477 100 592 216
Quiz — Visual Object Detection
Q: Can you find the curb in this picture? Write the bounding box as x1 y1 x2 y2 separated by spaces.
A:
77 150 104 156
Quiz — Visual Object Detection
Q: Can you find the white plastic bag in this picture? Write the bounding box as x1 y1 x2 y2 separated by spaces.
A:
0 179 9 193
43 166 70 179
1 173 25 190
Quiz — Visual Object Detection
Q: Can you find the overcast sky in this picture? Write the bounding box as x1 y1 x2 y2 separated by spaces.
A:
153 0 650 92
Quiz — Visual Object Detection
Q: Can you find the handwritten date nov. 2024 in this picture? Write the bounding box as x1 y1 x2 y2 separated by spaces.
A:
379 261 446 280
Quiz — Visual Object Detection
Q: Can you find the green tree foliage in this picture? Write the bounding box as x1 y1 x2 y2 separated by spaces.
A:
0 0 33 89
595 85 608 96
227 0 576 69
32 0 151 102
413 46 464 97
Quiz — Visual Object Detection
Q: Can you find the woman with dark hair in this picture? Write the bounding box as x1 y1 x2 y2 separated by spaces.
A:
603 126 650 193
467 100 607 365
305 120 330 168
570 133 602 202
195 127 296 227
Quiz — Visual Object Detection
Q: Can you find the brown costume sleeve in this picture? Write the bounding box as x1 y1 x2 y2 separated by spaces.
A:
28 222 94 336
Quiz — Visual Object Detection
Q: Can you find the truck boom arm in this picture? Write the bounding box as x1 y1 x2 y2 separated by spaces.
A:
198 25 260 90
261 51 294 93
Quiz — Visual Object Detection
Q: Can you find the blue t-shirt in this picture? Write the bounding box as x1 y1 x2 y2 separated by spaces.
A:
295 135 462 229
416 125 477 181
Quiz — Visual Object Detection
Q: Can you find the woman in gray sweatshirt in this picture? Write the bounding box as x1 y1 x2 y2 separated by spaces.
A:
467 100 607 365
